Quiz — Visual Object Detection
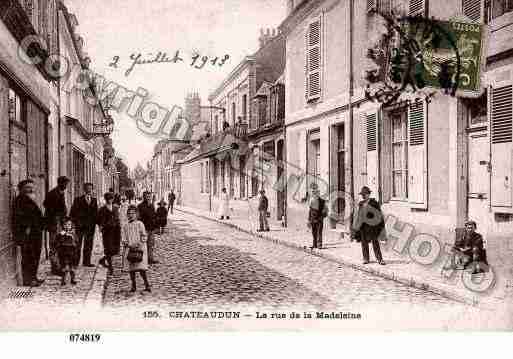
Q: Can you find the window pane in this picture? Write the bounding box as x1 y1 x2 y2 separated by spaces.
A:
393 143 403 169
393 171 404 198
392 116 402 141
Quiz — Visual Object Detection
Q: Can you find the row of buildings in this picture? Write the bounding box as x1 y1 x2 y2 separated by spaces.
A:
142 0 513 247
0 0 119 289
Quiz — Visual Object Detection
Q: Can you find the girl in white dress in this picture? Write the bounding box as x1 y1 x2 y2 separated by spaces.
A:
218 187 230 220
122 205 151 292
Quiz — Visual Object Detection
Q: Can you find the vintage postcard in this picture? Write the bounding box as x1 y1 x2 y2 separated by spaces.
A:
0 0 512 333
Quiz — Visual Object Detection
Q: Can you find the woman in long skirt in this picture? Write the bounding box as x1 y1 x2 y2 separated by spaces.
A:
97 192 121 274
218 187 230 220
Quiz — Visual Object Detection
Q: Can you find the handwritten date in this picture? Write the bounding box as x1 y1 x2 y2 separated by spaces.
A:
111 50 230 76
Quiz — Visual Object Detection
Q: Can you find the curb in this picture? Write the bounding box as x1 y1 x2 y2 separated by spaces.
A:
176 207 485 308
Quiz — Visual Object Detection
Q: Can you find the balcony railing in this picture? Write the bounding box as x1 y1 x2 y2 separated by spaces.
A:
199 122 248 155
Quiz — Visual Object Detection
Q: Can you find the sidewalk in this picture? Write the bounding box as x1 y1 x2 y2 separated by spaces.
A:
0 233 108 309
175 205 512 308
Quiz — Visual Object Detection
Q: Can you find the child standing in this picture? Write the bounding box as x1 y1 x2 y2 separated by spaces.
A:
122 205 151 293
56 216 78 286
156 200 168 235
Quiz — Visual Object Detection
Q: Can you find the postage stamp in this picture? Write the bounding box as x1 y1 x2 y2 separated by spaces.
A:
0 0 512 337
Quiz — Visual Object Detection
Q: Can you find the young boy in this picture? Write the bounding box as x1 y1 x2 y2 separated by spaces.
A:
56 217 78 286
156 200 168 235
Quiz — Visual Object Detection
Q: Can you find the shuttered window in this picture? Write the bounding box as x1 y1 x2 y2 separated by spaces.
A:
306 16 322 102
407 101 427 208
366 113 380 196
463 0 483 22
409 0 427 16
366 113 377 151
368 0 393 14
490 84 513 208
381 101 427 207
491 85 513 144
409 101 425 145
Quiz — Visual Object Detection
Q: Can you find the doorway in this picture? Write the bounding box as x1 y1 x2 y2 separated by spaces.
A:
467 131 490 224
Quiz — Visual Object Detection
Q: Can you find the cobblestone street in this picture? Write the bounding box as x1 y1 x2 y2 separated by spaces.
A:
102 212 507 329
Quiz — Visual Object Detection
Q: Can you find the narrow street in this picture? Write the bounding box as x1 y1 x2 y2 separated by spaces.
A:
102 212 501 329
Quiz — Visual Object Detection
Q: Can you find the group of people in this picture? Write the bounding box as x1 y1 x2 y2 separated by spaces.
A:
217 186 271 233
13 175 173 290
307 184 488 274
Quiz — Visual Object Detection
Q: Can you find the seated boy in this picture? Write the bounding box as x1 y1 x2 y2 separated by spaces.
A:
446 220 488 274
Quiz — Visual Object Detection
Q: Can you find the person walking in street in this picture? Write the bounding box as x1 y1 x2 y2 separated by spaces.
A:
122 205 151 293
257 189 270 232
119 194 129 228
44 176 70 275
168 190 176 214
55 217 78 286
137 191 159 264
13 179 45 287
218 187 230 220
70 182 98 267
307 184 328 249
97 192 121 274
352 186 386 265
156 199 168 235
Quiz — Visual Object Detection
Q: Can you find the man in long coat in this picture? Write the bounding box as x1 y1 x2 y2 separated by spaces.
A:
43 176 70 274
137 191 158 264
70 182 98 267
307 184 328 249
13 179 45 287
352 186 386 265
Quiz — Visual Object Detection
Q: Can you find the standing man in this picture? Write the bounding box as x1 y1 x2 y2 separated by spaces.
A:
257 189 270 232
352 186 386 265
138 191 159 264
44 176 70 275
307 184 328 249
13 179 45 287
168 190 176 214
70 182 98 267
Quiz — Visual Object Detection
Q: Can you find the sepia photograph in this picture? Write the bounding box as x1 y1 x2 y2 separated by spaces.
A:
0 0 512 337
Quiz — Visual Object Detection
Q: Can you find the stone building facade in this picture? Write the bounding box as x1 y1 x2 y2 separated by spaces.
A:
282 0 513 246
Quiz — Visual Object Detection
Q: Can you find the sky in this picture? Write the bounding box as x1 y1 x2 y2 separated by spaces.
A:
64 0 286 170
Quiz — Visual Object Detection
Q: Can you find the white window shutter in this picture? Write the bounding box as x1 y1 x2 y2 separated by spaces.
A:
366 112 380 197
306 16 322 102
354 113 368 197
490 85 513 209
407 100 428 208
409 0 427 16
462 0 483 23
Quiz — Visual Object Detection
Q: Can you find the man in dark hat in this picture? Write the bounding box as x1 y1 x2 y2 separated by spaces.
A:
138 191 158 264
70 182 98 267
43 175 70 275
13 179 45 287
446 220 488 274
352 186 386 265
307 184 328 249
257 189 270 232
